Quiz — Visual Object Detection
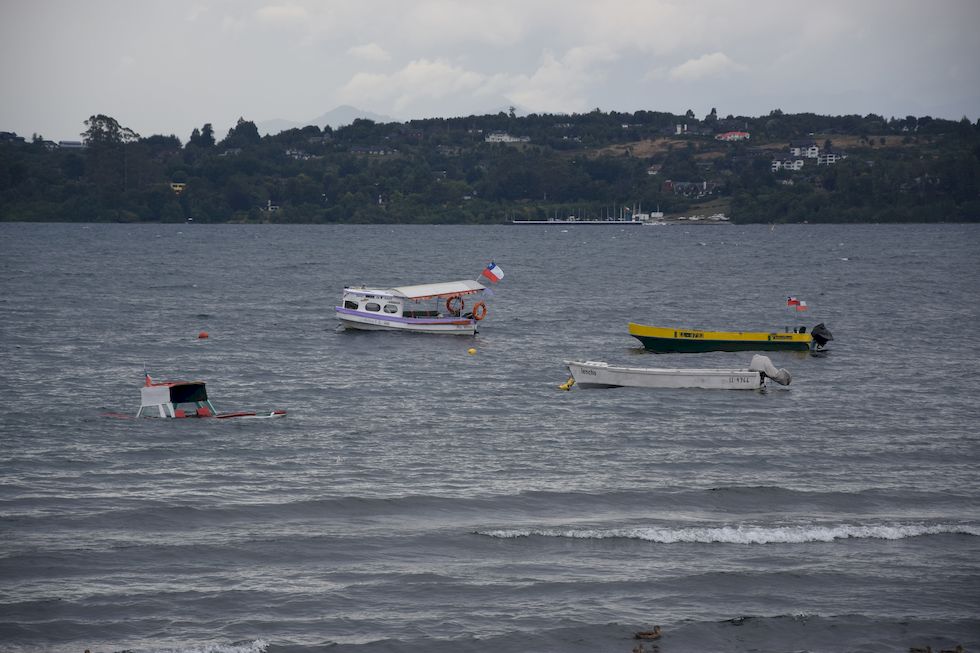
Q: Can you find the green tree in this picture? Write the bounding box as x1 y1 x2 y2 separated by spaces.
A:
82 114 139 146
61 153 85 180
189 123 217 148
221 118 261 148
81 114 140 196
200 123 215 148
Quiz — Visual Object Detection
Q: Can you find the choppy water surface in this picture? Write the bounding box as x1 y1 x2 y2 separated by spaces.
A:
1 222 979 653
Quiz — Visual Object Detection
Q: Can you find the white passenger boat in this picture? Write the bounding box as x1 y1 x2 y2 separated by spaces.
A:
562 355 791 390
336 279 492 335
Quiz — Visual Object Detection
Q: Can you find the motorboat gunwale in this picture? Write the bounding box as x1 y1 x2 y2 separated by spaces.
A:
628 322 832 353
563 355 791 390
336 279 491 335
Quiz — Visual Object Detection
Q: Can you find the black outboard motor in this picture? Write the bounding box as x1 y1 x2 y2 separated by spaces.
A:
810 323 833 349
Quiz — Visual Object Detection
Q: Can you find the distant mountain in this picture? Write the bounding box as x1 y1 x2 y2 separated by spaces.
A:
310 105 395 129
255 106 396 136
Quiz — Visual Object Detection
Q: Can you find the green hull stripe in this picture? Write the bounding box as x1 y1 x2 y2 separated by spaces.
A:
632 335 810 353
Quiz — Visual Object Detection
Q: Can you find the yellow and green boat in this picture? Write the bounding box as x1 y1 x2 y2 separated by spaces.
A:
628 322 833 353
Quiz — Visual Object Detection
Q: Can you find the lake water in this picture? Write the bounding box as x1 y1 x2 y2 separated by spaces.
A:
1 222 978 653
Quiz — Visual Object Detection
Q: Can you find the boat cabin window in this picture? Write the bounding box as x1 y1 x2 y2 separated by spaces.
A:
383 304 399 314
344 300 359 309
365 302 381 312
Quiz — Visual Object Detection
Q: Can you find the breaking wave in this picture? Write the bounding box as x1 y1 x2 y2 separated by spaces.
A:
476 523 980 544
133 640 268 653
7 641 272 653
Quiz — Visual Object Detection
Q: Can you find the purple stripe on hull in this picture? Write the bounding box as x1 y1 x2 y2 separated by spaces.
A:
335 307 475 326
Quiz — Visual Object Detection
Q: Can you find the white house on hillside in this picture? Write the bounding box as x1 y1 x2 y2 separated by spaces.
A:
789 141 819 158
772 158 805 172
485 132 530 143
773 141 847 172
817 152 847 165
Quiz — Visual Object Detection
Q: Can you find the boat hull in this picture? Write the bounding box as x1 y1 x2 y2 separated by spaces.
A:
215 410 287 419
337 309 477 335
566 361 763 390
628 322 811 353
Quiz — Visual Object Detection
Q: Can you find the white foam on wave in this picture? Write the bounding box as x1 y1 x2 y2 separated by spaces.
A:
478 523 980 544
145 640 269 653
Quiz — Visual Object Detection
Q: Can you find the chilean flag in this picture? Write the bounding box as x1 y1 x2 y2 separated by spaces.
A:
787 296 800 306
795 300 808 311
482 262 504 283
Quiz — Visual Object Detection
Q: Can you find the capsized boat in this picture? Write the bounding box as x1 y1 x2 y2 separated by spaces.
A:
628 322 833 353
136 376 286 419
563 355 791 390
336 280 492 335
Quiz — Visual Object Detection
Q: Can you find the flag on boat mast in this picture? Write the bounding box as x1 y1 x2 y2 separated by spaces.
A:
482 261 504 283
795 300 808 311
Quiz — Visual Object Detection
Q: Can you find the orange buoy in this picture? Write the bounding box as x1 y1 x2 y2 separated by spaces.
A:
198 331 209 339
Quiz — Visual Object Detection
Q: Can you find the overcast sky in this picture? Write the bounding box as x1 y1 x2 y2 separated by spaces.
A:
2 0 979 141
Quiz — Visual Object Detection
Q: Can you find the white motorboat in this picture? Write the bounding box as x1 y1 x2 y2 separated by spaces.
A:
336 280 492 335
562 355 791 390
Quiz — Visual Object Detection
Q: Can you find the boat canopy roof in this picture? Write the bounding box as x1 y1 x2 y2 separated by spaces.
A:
348 280 487 300
140 381 208 406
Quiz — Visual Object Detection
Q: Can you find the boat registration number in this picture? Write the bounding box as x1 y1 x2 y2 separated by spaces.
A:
767 334 795 341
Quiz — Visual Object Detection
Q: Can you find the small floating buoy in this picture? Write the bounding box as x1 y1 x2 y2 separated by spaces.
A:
467 347 477 355
558 376 575 391
198 331 209 339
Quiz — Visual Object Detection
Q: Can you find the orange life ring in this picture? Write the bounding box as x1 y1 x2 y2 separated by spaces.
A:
446 295 464 315
472 302 487 321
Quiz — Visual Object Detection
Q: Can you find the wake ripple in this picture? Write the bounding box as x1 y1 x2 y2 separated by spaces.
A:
477 522 980 544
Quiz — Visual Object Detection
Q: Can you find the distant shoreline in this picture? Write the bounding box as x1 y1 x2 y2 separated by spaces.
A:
2 108 977 225
3 219 977 227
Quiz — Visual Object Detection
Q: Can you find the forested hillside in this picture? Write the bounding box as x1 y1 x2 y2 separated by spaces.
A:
2 108 978 223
